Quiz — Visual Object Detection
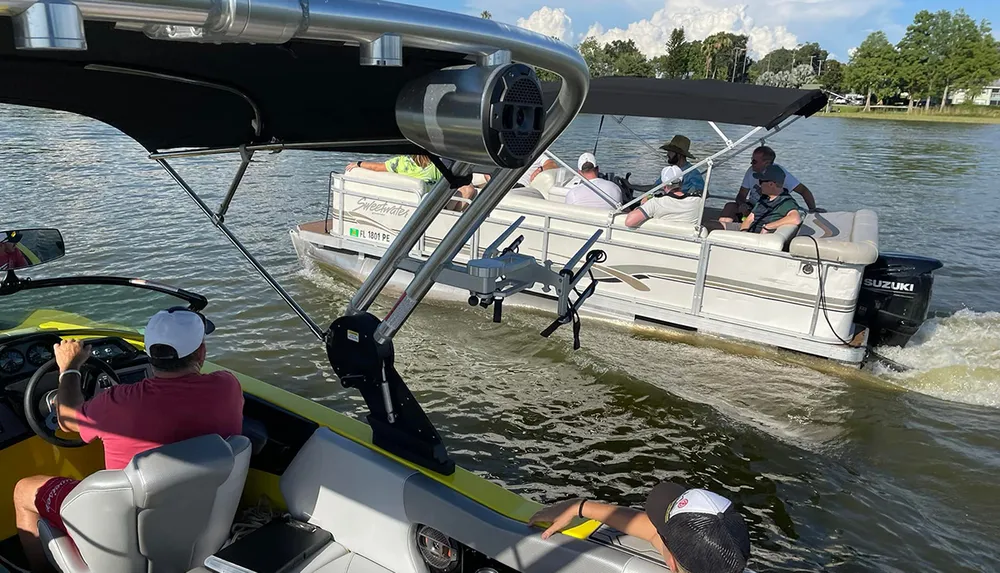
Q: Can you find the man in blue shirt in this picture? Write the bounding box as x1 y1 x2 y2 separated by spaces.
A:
653 134 705 197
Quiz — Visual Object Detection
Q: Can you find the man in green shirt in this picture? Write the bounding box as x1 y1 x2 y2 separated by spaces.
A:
739 165 802 234
346 154 442 183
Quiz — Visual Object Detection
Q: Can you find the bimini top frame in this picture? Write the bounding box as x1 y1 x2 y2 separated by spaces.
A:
1 0 592 475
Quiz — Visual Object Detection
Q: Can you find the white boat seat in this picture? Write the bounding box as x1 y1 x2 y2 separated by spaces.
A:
789 210 879 264
40 434 252 573
341 169 429 199
706 223 799 252
527 167 576 199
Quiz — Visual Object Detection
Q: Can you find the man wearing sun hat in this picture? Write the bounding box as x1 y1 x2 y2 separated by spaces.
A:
13 307 244 571
529 481 751 573
654 134 706 198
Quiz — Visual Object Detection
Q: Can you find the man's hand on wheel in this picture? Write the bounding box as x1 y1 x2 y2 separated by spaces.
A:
54 340 92 373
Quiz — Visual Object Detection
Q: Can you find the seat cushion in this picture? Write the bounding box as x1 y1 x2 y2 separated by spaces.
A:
789 210 878 264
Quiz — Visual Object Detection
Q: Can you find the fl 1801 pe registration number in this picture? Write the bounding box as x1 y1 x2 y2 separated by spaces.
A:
349 228 392 242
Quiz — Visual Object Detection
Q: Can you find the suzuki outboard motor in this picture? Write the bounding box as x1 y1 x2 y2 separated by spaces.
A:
855 254 943 348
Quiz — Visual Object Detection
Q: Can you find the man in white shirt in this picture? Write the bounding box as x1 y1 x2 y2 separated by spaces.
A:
625 165 701 227
564 153 622 209
719 145 817 223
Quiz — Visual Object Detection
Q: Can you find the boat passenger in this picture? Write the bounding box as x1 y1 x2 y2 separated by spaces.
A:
529 481 751 573
564 152 623 208
346 154 442 183
518 148 558 187
719 145 817 223
13 307 245 573
0 230 29 271
739 165 803 234
346 154 479 212
653 135 705 197
624 165 702 227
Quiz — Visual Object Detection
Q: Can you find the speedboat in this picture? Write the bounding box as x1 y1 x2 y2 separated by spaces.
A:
292 77 944 367
0 1 697 573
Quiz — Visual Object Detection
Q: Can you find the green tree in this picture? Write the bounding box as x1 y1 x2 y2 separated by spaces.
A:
578 37 614 78
846 31 899 111
897 10 937 111
794 42 829 75
653 28 691 79
604 39 654 77
818 59 845 93
749 48 794 81
944 12 1000 109
686 40 706 79
480 10 491 19
702 32 734 79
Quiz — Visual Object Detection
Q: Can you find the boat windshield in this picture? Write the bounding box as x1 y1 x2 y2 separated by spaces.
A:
0 282 196 337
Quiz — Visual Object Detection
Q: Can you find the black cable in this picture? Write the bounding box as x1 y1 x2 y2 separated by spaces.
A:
808 236 855 347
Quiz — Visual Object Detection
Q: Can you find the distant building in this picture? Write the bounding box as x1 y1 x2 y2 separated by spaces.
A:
949 79 1000 106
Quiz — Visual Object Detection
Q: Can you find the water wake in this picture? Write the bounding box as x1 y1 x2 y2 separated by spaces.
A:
873 309 1000 407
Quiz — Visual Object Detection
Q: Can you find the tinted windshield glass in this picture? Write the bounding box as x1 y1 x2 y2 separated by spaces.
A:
0 283 196 335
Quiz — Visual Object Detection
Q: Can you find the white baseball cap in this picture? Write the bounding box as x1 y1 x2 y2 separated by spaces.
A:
144 307 215 360
660 165 684 189
578 152 597 170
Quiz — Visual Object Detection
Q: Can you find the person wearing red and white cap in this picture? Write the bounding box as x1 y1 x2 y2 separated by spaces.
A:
530 482 751 573
13 307 244 572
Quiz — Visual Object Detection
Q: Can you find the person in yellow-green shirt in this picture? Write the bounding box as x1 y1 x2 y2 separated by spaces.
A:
346 154 479 211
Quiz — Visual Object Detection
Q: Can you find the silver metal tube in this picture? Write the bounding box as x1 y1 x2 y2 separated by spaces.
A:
147 138 411 159
216 146 252 222
374 165 528 343
155 158 326 340
345 162 474 316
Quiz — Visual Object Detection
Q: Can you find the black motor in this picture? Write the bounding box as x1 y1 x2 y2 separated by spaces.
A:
854 253 943 348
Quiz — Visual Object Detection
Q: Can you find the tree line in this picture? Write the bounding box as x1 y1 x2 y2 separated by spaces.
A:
530 9 1000 111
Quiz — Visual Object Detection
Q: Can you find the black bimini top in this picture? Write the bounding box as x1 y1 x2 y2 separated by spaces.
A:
0 20 467 153
543 76 828 129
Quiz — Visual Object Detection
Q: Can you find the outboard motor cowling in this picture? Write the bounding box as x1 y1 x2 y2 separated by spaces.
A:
855 253 943 348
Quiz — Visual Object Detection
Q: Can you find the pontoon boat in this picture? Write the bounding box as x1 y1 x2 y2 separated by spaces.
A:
291 77 944 366
0 1 718 573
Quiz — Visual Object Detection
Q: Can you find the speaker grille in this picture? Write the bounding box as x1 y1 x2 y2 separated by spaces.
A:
499 76 544 160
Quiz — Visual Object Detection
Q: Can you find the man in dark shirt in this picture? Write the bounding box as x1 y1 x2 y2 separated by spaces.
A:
739 165 802 234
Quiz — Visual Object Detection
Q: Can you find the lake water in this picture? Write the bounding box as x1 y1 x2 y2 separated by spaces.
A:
2 105 999 572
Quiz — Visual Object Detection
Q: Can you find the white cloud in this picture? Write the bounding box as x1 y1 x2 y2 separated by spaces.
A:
580 0 798 58
516 7 574 45
847 46 858 58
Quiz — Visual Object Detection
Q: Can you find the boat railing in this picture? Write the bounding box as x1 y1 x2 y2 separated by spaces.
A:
329 173 704 268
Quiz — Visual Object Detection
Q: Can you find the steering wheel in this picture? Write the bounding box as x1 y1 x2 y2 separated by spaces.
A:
23 357 121 447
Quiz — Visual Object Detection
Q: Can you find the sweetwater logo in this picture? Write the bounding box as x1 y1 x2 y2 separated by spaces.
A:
355 198 410 218
863 278 915 292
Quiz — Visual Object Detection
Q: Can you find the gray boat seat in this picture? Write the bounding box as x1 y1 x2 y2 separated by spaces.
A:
39 434 252 573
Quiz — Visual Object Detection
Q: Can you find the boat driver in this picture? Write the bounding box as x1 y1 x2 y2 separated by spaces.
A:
719 145 818 224
625 165 702 227
0 230 29 271
13 307 245 573
739 165 803 234
529 481 751 573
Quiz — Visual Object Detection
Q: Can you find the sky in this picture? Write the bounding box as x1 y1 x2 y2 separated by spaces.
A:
403 0 999 61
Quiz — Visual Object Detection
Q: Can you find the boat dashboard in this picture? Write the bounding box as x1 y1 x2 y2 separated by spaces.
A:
0 333 151 448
